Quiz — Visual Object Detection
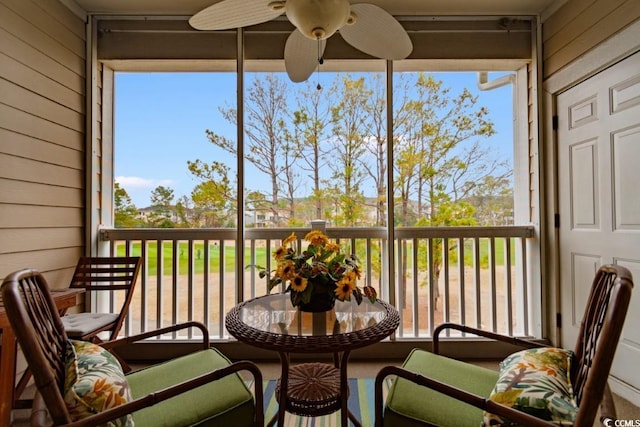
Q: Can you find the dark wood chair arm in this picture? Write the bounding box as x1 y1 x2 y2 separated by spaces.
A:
99 321 210 350
56 360 264 427
374 365 557 427
598 383 617 426
433 322 546 355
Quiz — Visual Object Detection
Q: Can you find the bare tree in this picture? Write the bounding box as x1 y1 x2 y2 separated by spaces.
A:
204 74 291 225
358 74 388 226
328 75 371 226
291 81 335 220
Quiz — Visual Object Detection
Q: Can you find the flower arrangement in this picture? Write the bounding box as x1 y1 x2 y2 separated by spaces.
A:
261 230 377 309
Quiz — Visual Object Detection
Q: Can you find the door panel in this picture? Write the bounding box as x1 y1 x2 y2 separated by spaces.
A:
557 51 640 395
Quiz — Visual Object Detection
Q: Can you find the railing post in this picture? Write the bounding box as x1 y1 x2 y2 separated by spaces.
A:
311 220 327 232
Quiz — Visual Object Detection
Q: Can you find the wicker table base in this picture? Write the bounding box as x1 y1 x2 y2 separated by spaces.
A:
276 362 347 417
225 294 400 426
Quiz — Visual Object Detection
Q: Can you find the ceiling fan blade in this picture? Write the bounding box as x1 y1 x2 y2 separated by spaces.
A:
339 3 412 60
284 29 327 82
189 0 285 30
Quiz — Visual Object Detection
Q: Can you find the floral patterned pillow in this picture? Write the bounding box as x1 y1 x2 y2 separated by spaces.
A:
64 340 134 427
483 347 578 426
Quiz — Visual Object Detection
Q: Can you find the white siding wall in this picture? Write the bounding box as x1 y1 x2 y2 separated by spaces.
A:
0 0 86 288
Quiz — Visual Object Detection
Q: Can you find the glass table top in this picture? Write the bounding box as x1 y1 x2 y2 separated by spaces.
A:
235 293 394 337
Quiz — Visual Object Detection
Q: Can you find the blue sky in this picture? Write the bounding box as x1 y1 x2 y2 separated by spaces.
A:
115 71 513 208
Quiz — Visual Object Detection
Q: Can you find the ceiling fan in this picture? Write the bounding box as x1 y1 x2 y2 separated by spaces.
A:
189 0 413 83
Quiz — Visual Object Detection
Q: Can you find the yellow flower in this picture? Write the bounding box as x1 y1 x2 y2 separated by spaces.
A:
305 230 329 247
335 274 356 300
282 232 297 248
273 246 287 260
291 275 308 292
345 270 357 282
277 262 296 280
325 242 340 253
262 231 377 307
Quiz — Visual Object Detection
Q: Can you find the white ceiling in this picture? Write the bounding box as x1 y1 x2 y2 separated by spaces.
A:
68 0 567 19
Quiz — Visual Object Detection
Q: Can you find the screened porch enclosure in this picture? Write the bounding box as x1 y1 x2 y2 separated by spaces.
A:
94 15 540 347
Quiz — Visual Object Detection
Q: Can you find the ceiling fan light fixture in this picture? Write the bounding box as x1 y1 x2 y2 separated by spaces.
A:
269 1 286 11
285 0 351 40
346 12 356 25
190 0 413 83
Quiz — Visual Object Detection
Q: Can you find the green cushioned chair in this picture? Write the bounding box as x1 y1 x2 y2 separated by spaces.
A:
2 268 264 427
375 264 633 427
382 348 499 427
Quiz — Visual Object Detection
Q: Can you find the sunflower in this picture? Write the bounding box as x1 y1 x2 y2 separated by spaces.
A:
334 272 356 300
282 232 297 248
273 246 287 260
325 242 341 253
305 230 329 247
261 231 377 308
277 262 296 281
290 275 308 292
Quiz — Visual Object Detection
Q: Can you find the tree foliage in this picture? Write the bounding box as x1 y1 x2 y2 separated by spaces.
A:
118 72 513 233
187 160 236 227
114 182 140 228
148 185 175 228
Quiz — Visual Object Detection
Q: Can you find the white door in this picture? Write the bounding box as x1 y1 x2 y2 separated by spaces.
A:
557 51 640 400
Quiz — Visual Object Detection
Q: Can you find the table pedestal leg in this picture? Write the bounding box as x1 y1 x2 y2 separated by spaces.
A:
269 350 360 427
266 352 290 427
340 350 363 427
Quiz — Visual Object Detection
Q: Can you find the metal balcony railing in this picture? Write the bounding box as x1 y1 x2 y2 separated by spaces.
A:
99 224 536 341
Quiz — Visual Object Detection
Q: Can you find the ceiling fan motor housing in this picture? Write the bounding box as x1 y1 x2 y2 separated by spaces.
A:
285 0 351 40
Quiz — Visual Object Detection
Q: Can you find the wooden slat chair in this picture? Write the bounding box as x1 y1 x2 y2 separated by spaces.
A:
375 264 633 427
61 256 142 343
2 269 264 427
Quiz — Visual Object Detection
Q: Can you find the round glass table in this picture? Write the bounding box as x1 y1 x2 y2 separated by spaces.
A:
225 293 399 426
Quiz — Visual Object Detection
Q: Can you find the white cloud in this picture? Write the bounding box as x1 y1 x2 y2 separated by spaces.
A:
115 176 174 189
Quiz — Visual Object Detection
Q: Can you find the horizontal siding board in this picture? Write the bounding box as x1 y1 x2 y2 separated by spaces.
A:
0 246 83 280
545 1 640 77
43 267 79 291
33 0 86 40
0 227 83 254
0 204 83 228
0 28 84 94
542 0 599 42
0 128 82 169
543 0 628 60
0 153 82 188
0 51 84 112
0 103 83 150
0 78 84 131
0 178 83 207
0 0 86 284
2 0 85 58
0 3 84 76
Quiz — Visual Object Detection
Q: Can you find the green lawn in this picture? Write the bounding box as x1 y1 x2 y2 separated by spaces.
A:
117 242 268 276
116 237 517 276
